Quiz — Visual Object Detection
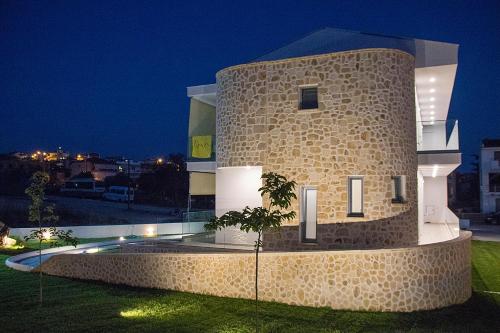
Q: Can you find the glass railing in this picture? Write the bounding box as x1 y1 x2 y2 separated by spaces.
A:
187 135 216 162
183 210 215 222
417 119 459 152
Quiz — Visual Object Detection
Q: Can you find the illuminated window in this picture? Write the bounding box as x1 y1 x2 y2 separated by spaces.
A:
299 86 318 110
348 177 364 217
300 186 317 242
391 176 406 203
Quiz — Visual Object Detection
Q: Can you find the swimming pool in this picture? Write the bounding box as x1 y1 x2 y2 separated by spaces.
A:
5 235 184 272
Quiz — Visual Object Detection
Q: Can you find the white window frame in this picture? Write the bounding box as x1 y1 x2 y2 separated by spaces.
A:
391 175 407 203
300 186 317 242
348 176 364 217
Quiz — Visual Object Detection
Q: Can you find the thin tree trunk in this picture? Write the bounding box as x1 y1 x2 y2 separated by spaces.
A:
255 232 261 332
39 238 42 305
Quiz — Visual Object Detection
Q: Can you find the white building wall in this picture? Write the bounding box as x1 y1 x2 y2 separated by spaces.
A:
423 176 448 223
480 147 500 213
215 166 262 245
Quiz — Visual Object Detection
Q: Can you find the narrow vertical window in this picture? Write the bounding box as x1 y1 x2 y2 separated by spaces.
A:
299 86 318 110
300 187 317 242
348 177 364 217
391 176 406 203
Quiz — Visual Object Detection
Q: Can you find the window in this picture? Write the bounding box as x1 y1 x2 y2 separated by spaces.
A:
300 187 317 242
299 86 318 110
391 176 406 203
348 177 364 217
494 151 500 161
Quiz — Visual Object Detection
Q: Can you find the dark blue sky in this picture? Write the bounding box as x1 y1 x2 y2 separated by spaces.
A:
1 0 499 169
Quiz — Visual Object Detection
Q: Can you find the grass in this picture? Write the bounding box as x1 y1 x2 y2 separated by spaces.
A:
0 241 499 332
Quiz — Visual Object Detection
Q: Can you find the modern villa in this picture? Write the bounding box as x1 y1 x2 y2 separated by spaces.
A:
24 28 471 313
186 28 461 249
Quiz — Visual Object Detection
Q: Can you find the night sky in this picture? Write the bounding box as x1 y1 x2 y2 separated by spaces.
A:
1 0 499 170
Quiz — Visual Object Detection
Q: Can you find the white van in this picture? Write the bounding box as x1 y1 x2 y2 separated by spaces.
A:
103 186 134 202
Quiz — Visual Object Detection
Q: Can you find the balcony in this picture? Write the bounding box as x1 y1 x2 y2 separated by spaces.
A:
417 119 459 152
187 135 216 162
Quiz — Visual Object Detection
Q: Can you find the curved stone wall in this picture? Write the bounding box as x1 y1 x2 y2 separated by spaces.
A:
40 232 471 312
216 49 418 248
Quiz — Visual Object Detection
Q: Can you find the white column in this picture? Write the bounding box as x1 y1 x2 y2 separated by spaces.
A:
215 166 262 245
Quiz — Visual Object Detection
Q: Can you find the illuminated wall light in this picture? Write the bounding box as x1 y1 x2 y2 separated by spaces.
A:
430 105 435 109
432 165 438 178
119 236 125 241
429 88 436 93
85 248 99 254
42 231 51 240
430 121 435 125
430 111 435 115
429 77 436 83
429 97 435 102
430 116 435 120
146 227 155 236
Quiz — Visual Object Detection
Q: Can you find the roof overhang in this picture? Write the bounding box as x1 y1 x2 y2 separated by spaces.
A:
187 84 217 106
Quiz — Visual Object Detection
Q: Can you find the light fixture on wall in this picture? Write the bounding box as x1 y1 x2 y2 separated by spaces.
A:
432 165 438 178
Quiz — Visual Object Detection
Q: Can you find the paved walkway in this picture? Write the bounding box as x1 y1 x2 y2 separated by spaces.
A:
469 223 500 242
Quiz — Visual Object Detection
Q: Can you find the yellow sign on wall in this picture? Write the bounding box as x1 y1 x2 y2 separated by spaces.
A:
191 135 212 158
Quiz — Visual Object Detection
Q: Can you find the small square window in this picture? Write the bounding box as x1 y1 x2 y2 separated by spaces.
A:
300 87 318 110
391 176 406 203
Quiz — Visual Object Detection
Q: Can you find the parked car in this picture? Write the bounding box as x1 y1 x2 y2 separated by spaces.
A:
484 211 500 224
103 186 134 203
60 178 105 198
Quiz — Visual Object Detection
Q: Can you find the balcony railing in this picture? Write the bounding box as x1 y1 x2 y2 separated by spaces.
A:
187 135 216 162
417 119 459 152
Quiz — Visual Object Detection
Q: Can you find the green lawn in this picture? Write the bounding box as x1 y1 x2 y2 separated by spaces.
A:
1 241 499 333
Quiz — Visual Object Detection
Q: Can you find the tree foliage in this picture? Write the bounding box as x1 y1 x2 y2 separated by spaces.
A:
205 172 297 239
24 171 78 304
205 172 296 331
137 154 188 206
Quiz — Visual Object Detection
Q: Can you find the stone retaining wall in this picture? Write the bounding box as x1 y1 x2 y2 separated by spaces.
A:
40 232 471 312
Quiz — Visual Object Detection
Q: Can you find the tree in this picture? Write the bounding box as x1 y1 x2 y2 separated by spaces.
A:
137 154 188 206
24 171 78 304
205 172 296 331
